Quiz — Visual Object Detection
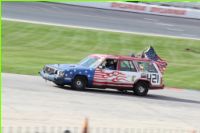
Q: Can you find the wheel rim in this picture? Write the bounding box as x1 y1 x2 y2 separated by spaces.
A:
138 86 145 93
76 80 83 88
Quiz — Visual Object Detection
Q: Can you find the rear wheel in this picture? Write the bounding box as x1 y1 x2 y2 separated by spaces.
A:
71 76 86 90
133 82 149 96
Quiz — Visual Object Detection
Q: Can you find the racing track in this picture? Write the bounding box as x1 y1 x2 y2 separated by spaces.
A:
2 2 200 133
2 2 200 39
3 73 200 133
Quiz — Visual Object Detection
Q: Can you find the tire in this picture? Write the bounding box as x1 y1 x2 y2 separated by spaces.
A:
133 82 149 96
71 76 86 90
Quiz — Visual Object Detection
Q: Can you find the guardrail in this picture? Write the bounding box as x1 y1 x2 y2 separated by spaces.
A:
59 2 200 19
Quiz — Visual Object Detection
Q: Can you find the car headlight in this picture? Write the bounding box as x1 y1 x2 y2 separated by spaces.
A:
58 71 65 77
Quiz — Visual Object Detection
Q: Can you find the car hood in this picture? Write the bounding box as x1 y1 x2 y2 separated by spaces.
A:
46 64 88 71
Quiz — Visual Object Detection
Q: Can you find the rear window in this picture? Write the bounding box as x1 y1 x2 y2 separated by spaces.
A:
119 60 137 72
137 62 158 73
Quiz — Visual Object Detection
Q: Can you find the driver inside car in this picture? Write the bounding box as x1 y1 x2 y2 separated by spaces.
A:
104 59 117 70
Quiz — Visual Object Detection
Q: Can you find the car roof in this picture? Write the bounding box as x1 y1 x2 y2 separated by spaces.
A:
90 54 151 62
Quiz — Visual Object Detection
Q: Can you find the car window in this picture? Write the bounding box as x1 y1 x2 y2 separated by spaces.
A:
119 60 137 72
79 56 100 68
137 62 158 73
101 59 118 70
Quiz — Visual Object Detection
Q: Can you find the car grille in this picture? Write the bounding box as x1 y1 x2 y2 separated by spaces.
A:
44 66 57 75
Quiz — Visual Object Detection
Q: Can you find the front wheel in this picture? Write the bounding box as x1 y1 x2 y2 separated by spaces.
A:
71 76 86 90
133 82 149 96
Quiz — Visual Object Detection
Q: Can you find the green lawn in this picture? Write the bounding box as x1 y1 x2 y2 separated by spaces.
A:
2 20 200 89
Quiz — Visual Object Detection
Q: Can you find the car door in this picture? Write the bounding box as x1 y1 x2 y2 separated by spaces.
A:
116 60 141 88
93 58 119 87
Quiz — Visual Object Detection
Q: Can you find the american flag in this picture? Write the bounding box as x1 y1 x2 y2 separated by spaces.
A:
93 69 132 87
144 46 167 73
144 46 160 61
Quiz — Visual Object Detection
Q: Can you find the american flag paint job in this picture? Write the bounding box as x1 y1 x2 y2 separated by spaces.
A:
93 68 133 87
40 53 165 90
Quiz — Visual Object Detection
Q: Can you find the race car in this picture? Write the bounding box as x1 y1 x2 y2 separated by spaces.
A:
39 47 167 96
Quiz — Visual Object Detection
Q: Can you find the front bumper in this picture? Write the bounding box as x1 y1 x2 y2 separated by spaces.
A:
39 70 56 81
39 70 71 85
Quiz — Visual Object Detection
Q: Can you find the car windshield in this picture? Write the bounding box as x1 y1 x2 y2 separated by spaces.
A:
79 56 101 68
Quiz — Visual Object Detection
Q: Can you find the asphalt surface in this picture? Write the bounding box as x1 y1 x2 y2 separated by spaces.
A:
2 2 200 39
3 73 200 133
2 2 200 133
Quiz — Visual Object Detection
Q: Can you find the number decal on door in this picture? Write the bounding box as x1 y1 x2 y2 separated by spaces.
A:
147 74 159 84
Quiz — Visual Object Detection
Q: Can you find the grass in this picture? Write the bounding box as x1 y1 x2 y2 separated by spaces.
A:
2 20 200 89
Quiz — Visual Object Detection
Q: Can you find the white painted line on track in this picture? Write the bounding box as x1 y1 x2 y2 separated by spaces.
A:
181 34 198 37
2 17 200 41
166 28 184 32
143 17 158 22
156 22 174 27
